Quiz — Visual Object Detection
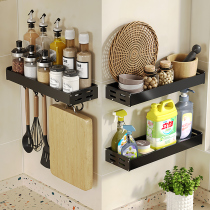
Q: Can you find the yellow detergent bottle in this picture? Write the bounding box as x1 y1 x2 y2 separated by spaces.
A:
146 99 177 150
111 109 128 154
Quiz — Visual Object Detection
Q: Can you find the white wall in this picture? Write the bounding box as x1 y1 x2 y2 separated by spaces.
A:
0 0 22 181
101 0 192 209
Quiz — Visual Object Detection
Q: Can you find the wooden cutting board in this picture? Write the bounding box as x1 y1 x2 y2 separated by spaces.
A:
49 104 93 191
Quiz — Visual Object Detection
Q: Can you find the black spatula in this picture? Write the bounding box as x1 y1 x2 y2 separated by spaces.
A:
40 95 50 169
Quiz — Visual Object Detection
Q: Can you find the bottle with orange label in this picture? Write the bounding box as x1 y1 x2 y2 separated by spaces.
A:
176 89 194 141
146 99 177 150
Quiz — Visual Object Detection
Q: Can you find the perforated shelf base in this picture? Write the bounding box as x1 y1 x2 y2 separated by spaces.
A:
106 69 205 107
6 66 98 106
105 129 202 171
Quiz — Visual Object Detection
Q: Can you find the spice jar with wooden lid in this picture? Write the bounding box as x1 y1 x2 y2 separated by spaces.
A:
11 40 27 74
158 60 174 86
37 50 52 85
143 65 159 90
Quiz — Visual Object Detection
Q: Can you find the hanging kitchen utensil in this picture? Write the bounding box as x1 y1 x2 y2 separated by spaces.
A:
49 104 93 191
31 92 43 152
22 87 33 153
109 21 159 81
40 95 50 169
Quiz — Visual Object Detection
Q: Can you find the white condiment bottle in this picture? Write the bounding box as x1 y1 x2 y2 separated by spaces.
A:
63 69 79 93
24 45 40 79
49 65 65 90
76 33 92 89
63 29 77 70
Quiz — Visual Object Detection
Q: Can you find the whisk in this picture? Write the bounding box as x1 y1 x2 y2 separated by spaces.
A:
31 92 43 151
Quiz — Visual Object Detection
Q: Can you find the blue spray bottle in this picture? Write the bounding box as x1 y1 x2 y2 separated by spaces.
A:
121 125 138 159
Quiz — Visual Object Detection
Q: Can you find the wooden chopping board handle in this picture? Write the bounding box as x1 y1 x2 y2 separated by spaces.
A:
34 95 39 118
42 95 47 136
25 88 30 126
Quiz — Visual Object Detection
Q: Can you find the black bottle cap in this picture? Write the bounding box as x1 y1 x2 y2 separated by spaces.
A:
29 45 34 52
40 27 47 32
42 49 48 57
55 31 61 37
28 22 35 28
16 40 22 48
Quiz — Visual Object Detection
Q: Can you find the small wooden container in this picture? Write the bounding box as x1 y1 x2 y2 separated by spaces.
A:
167 54 198 80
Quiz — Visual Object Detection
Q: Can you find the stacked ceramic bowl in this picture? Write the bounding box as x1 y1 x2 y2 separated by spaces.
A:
118 74 144 93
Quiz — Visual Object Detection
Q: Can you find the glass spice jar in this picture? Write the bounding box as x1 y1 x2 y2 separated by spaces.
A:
37 50 52 85
143 65 159 90
158 60 174 86
11 40 27 74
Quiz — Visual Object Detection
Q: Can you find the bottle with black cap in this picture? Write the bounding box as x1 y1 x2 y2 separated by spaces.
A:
24 45 40 79
37 50 53 85
35 13 52 56
50 18 66 65
11 40 27 74
23 10 39 49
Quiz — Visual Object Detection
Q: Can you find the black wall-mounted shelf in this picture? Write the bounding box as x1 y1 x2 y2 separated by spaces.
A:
105 129 202 171
106 69 205 107
6 66 98 106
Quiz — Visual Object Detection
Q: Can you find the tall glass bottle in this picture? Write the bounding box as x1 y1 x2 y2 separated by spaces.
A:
50 18 66 65
63 29 77 69
76 33 92 89
35 13 52 57
23 10 39 50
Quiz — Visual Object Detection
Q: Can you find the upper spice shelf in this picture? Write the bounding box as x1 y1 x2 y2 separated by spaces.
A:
6 66 98 106
106 129 202 171
106 69 205 107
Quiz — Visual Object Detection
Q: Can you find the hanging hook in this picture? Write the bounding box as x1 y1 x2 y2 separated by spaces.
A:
76 103 84 112
33 91 38 96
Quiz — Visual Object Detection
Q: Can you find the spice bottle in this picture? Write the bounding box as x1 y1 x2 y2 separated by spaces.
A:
37 50 52 85
158 60 174 86
143 65 159 90
24 45 40 79
11 40 27 74
50 65 65 90
50 18 66 65
35 13 52 56
76 33 92 89
63 69 79 93
63 29 77 70
23 10 39 50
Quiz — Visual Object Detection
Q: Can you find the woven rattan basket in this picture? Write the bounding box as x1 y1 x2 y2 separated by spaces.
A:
109 21 158 81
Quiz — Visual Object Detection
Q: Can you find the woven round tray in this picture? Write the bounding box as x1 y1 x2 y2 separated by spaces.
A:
109 21 158 81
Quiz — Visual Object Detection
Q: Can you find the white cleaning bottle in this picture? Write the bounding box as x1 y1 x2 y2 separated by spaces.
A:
175 89 194 141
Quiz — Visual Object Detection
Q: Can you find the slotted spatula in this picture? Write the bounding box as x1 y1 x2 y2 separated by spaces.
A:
40 95 50 169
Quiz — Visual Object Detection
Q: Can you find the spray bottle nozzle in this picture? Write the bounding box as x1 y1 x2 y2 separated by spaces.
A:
181 88 195 94
123 125 135 135
113 109 127 122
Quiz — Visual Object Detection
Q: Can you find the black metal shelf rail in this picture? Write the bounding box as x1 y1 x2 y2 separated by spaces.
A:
6 66 98 106
105 129 202 171
106 69 205 107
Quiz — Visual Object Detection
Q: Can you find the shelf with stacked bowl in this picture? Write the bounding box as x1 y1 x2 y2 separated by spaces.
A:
6 66 98 106
106 69 205 107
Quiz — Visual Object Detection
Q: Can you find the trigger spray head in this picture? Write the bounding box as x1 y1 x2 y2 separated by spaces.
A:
123 125 135 135
113 109 127 122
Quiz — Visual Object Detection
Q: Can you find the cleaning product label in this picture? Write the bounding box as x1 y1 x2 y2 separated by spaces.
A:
63 57 74 69
122 145 138 158
117 133 127 154
146 117 177 150
180 113 192 139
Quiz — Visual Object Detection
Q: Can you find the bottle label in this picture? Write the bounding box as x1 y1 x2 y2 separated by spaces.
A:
117 133 127 154
146 117 177 149
50 49 57 62
122 145 138 159
76 61 89 79
63 57 75 69
180 113 192 139
63 82 73 93
50 77 60 89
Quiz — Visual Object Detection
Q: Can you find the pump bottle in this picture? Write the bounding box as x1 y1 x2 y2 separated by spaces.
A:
50 18 66 65
35 13 52 56
23 10 39 49
176 89 194 141
121 125 138 159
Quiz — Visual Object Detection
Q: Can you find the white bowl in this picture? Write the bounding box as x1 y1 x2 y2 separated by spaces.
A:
118 82 143 93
